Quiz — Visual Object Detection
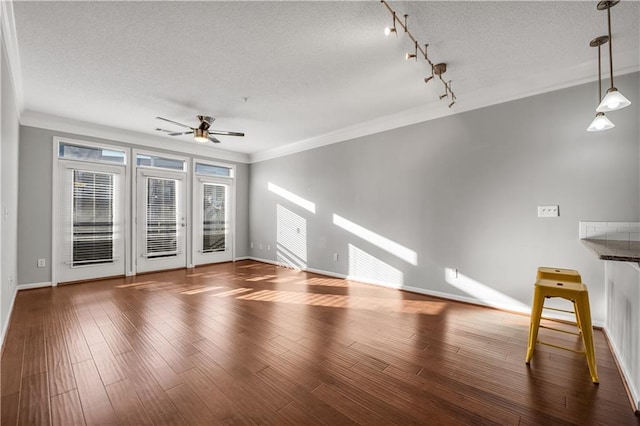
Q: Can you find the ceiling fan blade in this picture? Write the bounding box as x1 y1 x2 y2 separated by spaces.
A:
209 130 245 137
156 116 193 130
168 131 193 136
208 136 221 143
155 128 173 133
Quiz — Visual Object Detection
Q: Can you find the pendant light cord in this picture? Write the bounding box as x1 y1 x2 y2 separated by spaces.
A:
607 6 614 89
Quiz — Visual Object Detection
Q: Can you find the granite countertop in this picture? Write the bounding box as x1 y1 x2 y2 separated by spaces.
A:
581 239 640 262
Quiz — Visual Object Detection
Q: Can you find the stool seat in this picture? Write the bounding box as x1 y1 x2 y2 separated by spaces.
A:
537 267 582 283
526 276 598 384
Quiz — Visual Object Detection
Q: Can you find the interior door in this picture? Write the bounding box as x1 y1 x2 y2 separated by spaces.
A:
193 177 233 265
57 161 126 283
136 169 187 273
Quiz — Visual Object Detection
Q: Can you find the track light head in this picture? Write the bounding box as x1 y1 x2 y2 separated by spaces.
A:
384 10 397 36
439 93 448 100
405 52 417 61
424 76 433 84
448 101 455 108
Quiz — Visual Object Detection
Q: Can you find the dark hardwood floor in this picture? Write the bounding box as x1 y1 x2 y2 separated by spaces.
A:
1 260 638 425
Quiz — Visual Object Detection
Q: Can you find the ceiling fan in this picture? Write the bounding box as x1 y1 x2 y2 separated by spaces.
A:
155 115 244 144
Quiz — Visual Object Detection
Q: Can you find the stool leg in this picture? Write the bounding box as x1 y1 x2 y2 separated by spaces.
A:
576 292 599 384
526 286 544 364
572 300 583 335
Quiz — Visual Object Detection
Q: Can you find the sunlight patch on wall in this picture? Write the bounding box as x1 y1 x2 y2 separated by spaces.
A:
445 268 529 312
333 214 417 266
268 182 316 213
277 204 307 270
347 244 403 288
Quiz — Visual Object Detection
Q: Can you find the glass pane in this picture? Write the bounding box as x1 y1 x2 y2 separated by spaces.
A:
137 154 185 171
72 170 114 266
147 178 177 258
60 143 126 165
195 162 232 177
203 184 226 253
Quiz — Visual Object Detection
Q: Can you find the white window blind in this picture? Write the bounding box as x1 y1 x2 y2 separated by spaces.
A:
202 183 227 253
146 177 178 258
72 170 115 266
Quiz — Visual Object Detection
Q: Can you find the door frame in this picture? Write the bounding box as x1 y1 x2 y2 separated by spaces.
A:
132 149 190 274
51 137 131 286
191 158 236 266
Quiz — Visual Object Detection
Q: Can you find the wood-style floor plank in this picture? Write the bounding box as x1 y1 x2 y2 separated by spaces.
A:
71 359 118 425
18 372 50 426
1 260 638 425
50 389 85 426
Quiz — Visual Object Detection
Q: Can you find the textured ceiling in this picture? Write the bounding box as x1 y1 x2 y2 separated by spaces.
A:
11 1 640 158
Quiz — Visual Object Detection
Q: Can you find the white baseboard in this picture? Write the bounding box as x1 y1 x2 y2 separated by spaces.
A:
17 282 52 291
1 286 18 349
233 256 251 261
603 326 640 412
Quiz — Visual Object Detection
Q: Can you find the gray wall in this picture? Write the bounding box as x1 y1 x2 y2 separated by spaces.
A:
249 72 640 324
18 126 249 285
1 37 20 341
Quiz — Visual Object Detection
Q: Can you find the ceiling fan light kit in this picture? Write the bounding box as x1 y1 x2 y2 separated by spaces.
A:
380 0 456 107
588 0 631 132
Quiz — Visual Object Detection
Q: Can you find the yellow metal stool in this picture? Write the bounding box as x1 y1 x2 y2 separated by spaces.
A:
525 278 599 384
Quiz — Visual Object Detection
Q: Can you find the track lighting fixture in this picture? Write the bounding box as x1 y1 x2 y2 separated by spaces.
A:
406 41 418 61
587 35 615 132
595 1 631 112
379 0 457 106
384 11 397 36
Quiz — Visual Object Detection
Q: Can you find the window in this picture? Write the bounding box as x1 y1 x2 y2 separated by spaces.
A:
72 170 115 266
137 154 186 171
59 142 126 165
195 162 233 178
146 177 178 258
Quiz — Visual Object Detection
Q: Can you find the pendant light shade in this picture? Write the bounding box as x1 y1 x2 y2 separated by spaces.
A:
596 88 631 112
587 112 615 132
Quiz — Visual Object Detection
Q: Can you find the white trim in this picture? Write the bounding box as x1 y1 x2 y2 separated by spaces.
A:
1 286 17 349
0 0 24 116
233 256 251 261
250 66 640 164
17 282 52 291
51 138 59 286
603 326 640 411
21 111 250 164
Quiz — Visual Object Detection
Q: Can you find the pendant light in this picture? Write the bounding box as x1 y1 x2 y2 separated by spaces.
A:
587 35 615 132
595 0 631 112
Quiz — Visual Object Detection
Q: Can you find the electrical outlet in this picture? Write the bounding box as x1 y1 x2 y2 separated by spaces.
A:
537 205 559 218
267 244 271 251
259 243 263 250
37 258 46 268
333 253 339 262
250 242 254 249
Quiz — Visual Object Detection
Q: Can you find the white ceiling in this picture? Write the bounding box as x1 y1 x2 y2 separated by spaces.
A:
9 1 640 161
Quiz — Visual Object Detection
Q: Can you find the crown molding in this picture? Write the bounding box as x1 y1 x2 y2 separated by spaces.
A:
250 66 640 164
21 111 251 164
1 0 25 116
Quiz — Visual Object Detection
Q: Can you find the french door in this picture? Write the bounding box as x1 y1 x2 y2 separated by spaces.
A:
193 177 233 265
57 161 126 283
136 169 187 273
